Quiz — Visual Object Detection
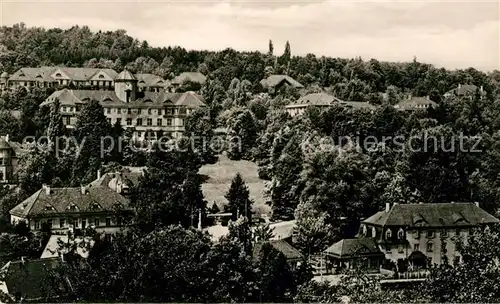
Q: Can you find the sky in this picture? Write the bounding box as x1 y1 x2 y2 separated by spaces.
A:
1 0 499 71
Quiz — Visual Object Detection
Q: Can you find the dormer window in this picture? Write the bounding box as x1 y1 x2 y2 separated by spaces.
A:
441 229 448 238
397 228 405 240
55 73 62 77
385 228 392 240
426 230 434 238
91 203 100 210
362 225 367 236
98 75 105 79
413 230 420 239
36 74 42 78
67 204 78 211
44 205 55 211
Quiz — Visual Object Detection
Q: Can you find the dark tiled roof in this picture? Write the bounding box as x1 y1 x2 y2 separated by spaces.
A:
171 72 207 85
340 101 375 110
8 67 117 82
288 92 342 106
3 258 61 301
324 238 383 259
253 240 303 261
135 73 166 87
115 70 136 81
394 96 437 110
10 186 130 217
363 203 499 228
260 75 304 89
41 89 206 109
89 171 142 191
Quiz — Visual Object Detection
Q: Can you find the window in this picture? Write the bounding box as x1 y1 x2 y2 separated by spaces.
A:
398 228 405 240
105 218 111 227
426 242 433 252
47 219 53 228
413 230 420 239
157 118 162 126
106 108 111 114
413 243 420 251
82 218 87 229
385 229 392 240
136 118 143 126
441 229 448 237
98 75 105 79
426 230 434 238
147 118 152 126
167 118 172 126
455 228 461 236
398 245 404 253
127 108 132 114
362 225 367 236
94 218 100 227
138 109 142 114
64 117 70 125
60 218 65 228
179 119 184 126
126 118 132 126
158 109 163 115
55 73 62 77
76 105 81 112
34 220 40 230
148 109 152 115
116 118 122 125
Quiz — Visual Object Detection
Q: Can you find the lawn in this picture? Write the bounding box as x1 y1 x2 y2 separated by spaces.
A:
199 154 271 216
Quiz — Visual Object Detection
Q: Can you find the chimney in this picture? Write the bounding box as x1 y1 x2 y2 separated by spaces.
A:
475 201 479 207
426 95 430 100
80 185 88 195
42 184 50 195
385 203 390 212
480 85 484 92
5 134 9 142
458 84 462 89
97 169 101 180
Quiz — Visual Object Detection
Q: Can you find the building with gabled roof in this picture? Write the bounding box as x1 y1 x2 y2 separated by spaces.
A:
136 73 166 92
169 72 207 92
260 75 304 94
40 69 207 139
285 92 375 116
253 240 303 269
394 95 437 111
444 84 486 99
324 238 384 273
9 184 132 235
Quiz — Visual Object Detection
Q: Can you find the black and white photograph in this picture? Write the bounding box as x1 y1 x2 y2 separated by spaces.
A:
0 0 499 302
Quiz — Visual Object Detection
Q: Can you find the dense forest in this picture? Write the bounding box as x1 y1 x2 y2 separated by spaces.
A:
1 23 500 302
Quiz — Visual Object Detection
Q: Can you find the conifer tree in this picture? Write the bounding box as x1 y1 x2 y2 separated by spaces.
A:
224 173 253 222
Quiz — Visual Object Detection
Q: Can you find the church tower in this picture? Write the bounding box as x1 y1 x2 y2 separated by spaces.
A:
114 69 137 102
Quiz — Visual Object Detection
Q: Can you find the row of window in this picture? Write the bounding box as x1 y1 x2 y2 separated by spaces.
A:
107 117 181 127
105 107 188 115
33 217 119 229
384 228 476 240
389 241 438 254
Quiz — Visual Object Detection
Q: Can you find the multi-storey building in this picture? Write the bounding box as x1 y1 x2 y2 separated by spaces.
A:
9 183 132 235
1 67 170 93
359 202 499 267
0 135 26 184
40 70 207 139
444 84 486 99
324 202 499 273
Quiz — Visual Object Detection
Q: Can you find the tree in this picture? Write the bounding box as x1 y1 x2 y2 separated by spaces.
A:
294 201 337 256
184 107 217 164
279 40 291 66
46 99 66 146
227 216 253 255
253 223 275 243
268 39 274 56
426 224 500 303
227 109 258 160
224 173 253 222
71 99 112 184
